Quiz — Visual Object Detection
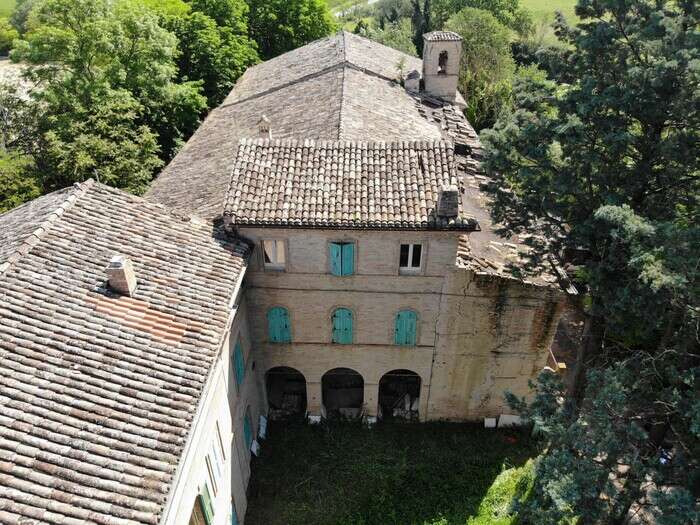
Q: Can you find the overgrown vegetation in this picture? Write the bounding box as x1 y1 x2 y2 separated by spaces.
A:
247 421 536 525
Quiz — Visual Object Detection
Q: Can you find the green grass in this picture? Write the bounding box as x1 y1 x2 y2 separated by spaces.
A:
246 421 536 525
520 0 577 23
0 0 15 18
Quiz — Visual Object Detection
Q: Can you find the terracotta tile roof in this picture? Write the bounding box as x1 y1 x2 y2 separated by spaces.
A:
224 139 477 230
147 33 471 221
0 180 249 524
423 31 462 42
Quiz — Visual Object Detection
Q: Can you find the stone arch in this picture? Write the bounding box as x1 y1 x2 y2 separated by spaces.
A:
322 367 364 419
378 369 421 420
265 366 307 420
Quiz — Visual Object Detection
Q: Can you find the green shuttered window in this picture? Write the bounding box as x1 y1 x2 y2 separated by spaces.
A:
329 242 355 276
395 310 417 346
332 308 353 344
267 307 291 343
200 484 215 525
232 341 245 386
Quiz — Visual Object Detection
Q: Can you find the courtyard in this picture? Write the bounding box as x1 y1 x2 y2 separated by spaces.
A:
246 421 536 525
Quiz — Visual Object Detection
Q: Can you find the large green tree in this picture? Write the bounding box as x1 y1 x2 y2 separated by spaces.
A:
247 0 336 59
444 7 515 130
481 0 699 522
0 17 18 55
13 0 207 162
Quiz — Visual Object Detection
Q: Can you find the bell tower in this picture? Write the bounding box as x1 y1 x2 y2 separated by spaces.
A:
422 31 462 102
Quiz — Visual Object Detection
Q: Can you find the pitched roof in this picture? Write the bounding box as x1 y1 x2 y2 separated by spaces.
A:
423 31 462 42
0 180 248 525
146 31 474 220
224 139 477 230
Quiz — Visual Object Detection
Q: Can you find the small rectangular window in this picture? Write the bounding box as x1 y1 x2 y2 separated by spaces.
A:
330 242 355 276
399 243 422 273
232 341 245 386
200 484 215 525
216 422 226 460
205 455 218 496
262 240 285 269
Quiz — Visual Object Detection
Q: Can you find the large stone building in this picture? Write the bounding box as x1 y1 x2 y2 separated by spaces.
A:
0 31 568 525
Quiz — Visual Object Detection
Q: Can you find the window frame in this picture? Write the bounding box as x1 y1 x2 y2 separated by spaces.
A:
394 309 418 346
232 339 246 386
399 242 424 275
266 306 292 343
328 240 356 276
331 307 354 344
260 239 287 271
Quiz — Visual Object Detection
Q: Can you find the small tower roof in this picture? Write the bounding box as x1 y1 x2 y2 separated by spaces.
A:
423 31 462 42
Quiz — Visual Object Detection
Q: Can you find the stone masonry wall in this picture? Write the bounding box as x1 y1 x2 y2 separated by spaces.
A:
237 226 564 422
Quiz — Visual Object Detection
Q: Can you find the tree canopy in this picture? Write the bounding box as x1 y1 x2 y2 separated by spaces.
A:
482 0 700 521
247 0 337 59
444 7 516 131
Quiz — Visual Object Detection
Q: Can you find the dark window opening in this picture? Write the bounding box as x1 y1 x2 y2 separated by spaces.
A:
322 368 364 420
438 51 448 74
378 370 421 420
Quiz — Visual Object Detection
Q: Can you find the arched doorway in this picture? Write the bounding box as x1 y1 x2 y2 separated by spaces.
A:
322 367 364 419
266 367 307 420
378 370 421 420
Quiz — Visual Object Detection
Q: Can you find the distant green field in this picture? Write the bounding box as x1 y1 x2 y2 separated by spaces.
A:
521 0 577 22
0 0 15 18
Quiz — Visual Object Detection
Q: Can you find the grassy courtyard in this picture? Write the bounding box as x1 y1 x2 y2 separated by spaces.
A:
246 421 536 525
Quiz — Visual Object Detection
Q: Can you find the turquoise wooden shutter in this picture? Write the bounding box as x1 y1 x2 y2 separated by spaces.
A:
329 243 342 275
231 507 239 525
233 341 245 385
332 308 352 344
201 485 214 525
395 310 417 345
341 243 355 275
267 307 291 343
243 409 253 447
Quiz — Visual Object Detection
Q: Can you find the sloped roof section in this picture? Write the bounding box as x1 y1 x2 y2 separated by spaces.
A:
0 180 248 524
224 139 477 230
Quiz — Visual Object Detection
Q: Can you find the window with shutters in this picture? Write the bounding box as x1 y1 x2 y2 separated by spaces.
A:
329 242 355 276
267 307 291 343
399 243 423 274
232 340 245 385
261 239 286 269
205 455 218 495
332 308 353 344
394 310 418 346
196 483 215 525
243 407 254 448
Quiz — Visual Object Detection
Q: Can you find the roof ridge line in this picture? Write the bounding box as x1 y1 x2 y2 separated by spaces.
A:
0 179 95 277
338 32 347 141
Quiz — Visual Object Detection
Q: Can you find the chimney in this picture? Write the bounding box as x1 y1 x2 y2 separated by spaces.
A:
405 69 420 93
106 255 137 297
437 184 460 218
422 31 462 102
258 114 271 139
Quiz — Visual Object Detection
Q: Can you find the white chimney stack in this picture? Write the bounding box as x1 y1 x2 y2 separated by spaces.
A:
422 31 462 102
106 255 137 297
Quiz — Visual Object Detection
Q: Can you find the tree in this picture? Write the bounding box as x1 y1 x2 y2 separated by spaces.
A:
12 0 207 162
481 0 700 521
35 90 162 194
9 0 37 34
444 7 515 130
410 0 430 55
355 18 417 57
0 17 18 55
430 0 533 37
247 0 337 59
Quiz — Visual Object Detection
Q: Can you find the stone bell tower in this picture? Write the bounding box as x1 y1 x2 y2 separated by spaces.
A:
422 31 462 102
